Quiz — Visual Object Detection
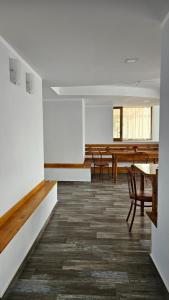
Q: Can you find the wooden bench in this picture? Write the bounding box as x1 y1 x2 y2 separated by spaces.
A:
85 143 159 181
85 143 159 152
0 180 57 253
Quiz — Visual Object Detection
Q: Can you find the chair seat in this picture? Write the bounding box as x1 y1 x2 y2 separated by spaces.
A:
92 153 110 180
130 191 152 202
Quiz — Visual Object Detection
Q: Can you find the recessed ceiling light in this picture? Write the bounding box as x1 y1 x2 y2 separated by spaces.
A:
51 87 62 94
135 81 141 86
125 58 138 64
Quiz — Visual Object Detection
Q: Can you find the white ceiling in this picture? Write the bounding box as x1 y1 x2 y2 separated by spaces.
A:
0 0 169 104
84 96 159 107
51 84 159 97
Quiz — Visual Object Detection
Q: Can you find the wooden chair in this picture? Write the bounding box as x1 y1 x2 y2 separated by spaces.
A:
126 167 152 232
92 151 110 180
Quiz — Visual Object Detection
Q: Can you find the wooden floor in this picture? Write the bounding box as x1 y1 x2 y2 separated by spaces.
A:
6 175 169 300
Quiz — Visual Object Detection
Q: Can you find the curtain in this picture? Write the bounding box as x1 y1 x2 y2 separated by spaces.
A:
123 107 151 140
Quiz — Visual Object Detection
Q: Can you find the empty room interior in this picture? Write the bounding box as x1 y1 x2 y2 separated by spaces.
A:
1 1 169 299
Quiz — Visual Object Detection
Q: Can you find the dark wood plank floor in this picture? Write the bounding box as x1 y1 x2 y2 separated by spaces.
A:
6 175 169 300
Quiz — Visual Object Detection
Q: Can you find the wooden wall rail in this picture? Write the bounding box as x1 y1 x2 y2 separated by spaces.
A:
44 163 91 169
0 180 57 253
0 180 44 227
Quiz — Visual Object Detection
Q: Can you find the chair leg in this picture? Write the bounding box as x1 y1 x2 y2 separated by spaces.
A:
129 200 137 232
108 165 110 178
99 166 101 180
126 201 133 222
101 166 103 182
141 201 144 216
93 165 95 179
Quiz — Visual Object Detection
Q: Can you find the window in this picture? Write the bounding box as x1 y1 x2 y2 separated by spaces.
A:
113 106 152 141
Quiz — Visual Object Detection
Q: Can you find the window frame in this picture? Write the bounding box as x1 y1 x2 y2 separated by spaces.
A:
113 106 153 142
113 106 123 141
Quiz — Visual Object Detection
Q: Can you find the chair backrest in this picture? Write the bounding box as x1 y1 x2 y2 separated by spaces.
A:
92 151 102 163
127 167 137 199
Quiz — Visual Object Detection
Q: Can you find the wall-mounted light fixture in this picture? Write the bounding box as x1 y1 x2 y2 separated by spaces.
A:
9 57 21 85
26 72 34 94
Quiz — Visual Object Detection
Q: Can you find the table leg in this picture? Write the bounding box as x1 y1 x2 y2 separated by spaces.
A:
112 155 114 180
114 155 118 183
140 173 144 216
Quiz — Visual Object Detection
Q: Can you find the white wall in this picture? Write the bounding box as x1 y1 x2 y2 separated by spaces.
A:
85 105 113 144
85 104 159 144
82 100 86 159
43 99 85 163
152 105 160 141
0 36 44 217
0 36 58 297
151 17 169 292
45 168 91 182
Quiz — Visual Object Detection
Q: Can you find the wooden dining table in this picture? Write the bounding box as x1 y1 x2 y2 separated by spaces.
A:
133 163 158 226
109 150 158 183
110 150 138 182
94 149 140 181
